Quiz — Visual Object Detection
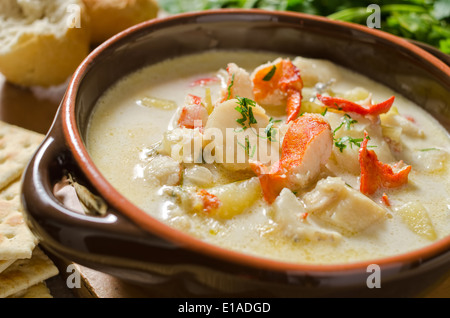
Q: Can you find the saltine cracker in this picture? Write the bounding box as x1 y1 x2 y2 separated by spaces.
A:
0 247 59 298
0 121 44 190
8 282 53 298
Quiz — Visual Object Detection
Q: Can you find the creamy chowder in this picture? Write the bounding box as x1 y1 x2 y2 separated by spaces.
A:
86 50 450 265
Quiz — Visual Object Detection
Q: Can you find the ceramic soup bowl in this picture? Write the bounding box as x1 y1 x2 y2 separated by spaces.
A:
21 9 450 297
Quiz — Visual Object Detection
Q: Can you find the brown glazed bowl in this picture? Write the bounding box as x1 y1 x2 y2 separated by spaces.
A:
21 9 450 297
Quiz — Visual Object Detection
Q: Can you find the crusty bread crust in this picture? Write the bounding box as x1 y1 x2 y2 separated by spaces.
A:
0 27 90 87
83 0 159 44
0 0 159 87
0 0 91 87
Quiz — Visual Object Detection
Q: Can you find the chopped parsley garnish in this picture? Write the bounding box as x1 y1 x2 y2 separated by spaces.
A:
262 65 277 81
419 147 439 152
265 117 282 142
333 114 358 135
331 113 363 152
235 96 258 130
334 136 364 153
226 73 235 100
237 136 256 157
234 98 281 157
344 114 358 129
245 136 250 153
246 137 256 157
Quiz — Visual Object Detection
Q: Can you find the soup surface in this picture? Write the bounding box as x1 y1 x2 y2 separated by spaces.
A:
87 50 450 264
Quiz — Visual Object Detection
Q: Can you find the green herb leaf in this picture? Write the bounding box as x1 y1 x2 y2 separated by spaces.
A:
334 136 364 153
245 136 251 155
334 138 347 152
265 117 282 142
419 147 439 151
158 0 450 54
344 114 358 130
237 136 256 158
248 106 257 124
226 73 235 100
333 113 358 135
235 96 258 130
262 65 277 81
333 122 345 135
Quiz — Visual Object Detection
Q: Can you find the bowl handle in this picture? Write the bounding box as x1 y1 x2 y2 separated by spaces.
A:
21 123 169 260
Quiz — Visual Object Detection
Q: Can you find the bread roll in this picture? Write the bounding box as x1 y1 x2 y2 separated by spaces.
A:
82 0 159 44
0 0 91 87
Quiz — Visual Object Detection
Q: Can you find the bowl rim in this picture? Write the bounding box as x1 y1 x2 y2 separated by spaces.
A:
62 8 450 275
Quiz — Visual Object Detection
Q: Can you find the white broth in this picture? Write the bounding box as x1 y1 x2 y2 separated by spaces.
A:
86 50 450 264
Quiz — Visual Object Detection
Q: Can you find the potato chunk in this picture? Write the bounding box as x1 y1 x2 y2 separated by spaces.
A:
207 177 262 219
302 177 387 234
395 202 437 240
340 87 372 105
380 107 424 138
405 148 448 173
292 56 341 88
163 177 262 219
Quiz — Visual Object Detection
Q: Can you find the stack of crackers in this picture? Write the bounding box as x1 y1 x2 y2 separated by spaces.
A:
0 120 59 298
